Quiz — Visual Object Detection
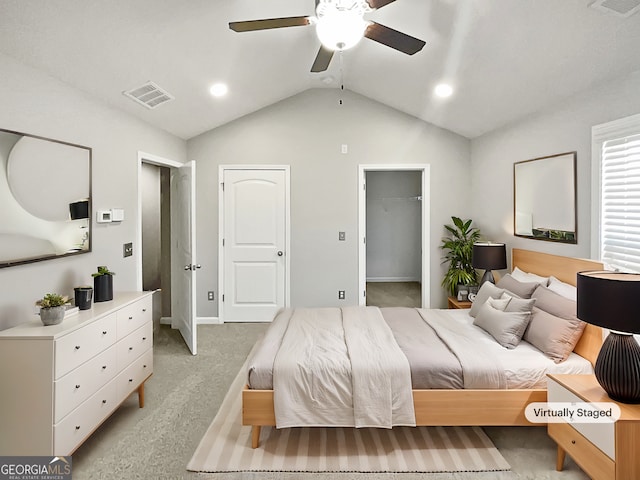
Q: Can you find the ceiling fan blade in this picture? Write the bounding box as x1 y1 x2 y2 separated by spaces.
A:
310 45 334 72
229 16 311 32
366 0 397 9
364 22 426 55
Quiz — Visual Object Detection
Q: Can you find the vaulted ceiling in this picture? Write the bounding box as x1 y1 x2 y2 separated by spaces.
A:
1 0 639 140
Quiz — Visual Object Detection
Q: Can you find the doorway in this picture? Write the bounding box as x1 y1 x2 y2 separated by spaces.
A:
137 152 197 354
218 166 291 322
358 164 430 308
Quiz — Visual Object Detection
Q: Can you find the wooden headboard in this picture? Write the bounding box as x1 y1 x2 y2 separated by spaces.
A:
511 248 604 366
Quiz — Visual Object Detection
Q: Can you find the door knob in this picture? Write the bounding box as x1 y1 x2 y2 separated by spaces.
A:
184 265 191 270
277 251 283 256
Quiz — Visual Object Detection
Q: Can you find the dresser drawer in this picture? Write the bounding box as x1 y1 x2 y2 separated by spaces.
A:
547 379 615 459
55 314 117 379
548 422 615 480
54 344 118 423
53 380 118 455
117 296 152 339
116 348 153 400
116 321 153 371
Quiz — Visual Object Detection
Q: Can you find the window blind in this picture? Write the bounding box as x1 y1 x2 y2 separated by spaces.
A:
601 133 640 272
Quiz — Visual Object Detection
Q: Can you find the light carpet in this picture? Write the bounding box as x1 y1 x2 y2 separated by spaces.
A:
187 361 511 473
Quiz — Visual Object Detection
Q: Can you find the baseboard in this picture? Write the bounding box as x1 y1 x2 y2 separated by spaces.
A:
366 277 421 283
160 316 221 326
197 317 221 325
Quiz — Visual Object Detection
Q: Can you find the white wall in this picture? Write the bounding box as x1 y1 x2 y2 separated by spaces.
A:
366 171 422 282
470 70 640 262
188 88 471 316
0 53 186 330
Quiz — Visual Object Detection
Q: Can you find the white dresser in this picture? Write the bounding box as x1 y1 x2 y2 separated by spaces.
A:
0 292 154 455
547 374 640 480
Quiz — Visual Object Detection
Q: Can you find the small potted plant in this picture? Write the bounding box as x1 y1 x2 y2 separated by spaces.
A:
92 266 115 302
440 216 482 298
36 293 70 326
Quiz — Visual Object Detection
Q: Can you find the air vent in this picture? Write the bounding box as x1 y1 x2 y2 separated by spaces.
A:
590 0 640 17
122 81 174 109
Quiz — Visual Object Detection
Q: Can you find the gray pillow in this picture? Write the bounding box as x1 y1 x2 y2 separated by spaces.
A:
531 285 578 320
523 306 586 363
500 293 536 313
496 274 539 299
473 302 531 349
469 282 505 317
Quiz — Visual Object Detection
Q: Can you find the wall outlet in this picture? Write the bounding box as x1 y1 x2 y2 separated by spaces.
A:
208 291 214 301
338 290 345 300
123 242 133 257
338 231 346 241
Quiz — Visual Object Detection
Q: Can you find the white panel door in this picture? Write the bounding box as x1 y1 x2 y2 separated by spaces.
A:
171 161 197 354
223 169 286 322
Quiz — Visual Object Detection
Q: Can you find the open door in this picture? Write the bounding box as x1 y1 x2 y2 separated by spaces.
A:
171 161 197 354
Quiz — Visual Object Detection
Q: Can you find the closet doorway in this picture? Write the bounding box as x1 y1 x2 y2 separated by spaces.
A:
358 165 430 308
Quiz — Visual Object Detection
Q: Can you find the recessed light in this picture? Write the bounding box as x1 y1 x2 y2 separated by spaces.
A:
434 83 453 98
209 83 228 97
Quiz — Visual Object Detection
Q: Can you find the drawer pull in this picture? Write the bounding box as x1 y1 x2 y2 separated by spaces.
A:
142 337 147 341
143 364 147 368
102 365 107 370
142 309 147 312
571 440 576 445
74 346 81 350
102 331 107 335
75 426 81 430
129 316 133 320
129 378 133 382
102 399 107 404
129 347 133 351
75 385 81 389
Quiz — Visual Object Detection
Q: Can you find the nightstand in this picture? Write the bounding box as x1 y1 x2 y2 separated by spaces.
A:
447 296 472 309
547 374 640 480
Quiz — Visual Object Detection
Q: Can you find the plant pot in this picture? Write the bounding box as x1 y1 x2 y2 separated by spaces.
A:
94 275 113 302
74 286 93 310
40 306 65 326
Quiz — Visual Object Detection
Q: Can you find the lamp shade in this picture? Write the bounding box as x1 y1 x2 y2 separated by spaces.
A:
577 271 640 334
69 200 89 220
472 243 507 270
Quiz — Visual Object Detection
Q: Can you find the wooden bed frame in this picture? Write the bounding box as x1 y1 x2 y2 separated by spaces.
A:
243 248 604 448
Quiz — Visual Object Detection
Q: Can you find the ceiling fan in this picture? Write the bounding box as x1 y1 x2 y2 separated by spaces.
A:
229 0 426 73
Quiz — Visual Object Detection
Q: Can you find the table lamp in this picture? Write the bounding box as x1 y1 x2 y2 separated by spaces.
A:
577 271 640 404
472 243 507 285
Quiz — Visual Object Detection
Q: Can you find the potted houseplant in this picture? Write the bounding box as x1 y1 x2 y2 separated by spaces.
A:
36 293 70 326
92 266 115 302
440 216 481 297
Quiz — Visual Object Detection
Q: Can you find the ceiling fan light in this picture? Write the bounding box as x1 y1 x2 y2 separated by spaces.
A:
316 12 367 51
435 83 453 98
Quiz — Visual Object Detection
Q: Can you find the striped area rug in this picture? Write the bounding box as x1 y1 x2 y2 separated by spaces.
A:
187 364 510 473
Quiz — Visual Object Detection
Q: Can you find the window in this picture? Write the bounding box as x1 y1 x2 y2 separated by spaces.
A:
592 113 640 272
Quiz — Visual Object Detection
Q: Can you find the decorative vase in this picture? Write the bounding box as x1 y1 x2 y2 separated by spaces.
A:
40 306 65 326
74 286 93 310
94 275 113 302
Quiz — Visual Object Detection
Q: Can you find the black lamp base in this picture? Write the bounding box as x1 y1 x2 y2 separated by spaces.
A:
594 332 640 404
480 270 495 285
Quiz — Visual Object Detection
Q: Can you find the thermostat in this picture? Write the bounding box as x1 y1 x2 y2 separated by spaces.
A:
97 210 112 223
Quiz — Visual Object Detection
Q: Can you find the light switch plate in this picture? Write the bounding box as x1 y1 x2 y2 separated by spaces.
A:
338 231 346 241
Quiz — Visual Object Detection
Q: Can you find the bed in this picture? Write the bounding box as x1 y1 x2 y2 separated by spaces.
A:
243 248 604 448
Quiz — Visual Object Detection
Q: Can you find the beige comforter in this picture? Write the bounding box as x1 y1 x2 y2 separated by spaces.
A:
272 306 416 429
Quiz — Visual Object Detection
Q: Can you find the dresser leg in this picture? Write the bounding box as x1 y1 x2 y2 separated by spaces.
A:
252 426 261 449
556 445 566 471
138 383 145 408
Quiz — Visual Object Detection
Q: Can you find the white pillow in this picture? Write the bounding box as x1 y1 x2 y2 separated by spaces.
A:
511 266 549 286
486 296 510 311
547 276 577 301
